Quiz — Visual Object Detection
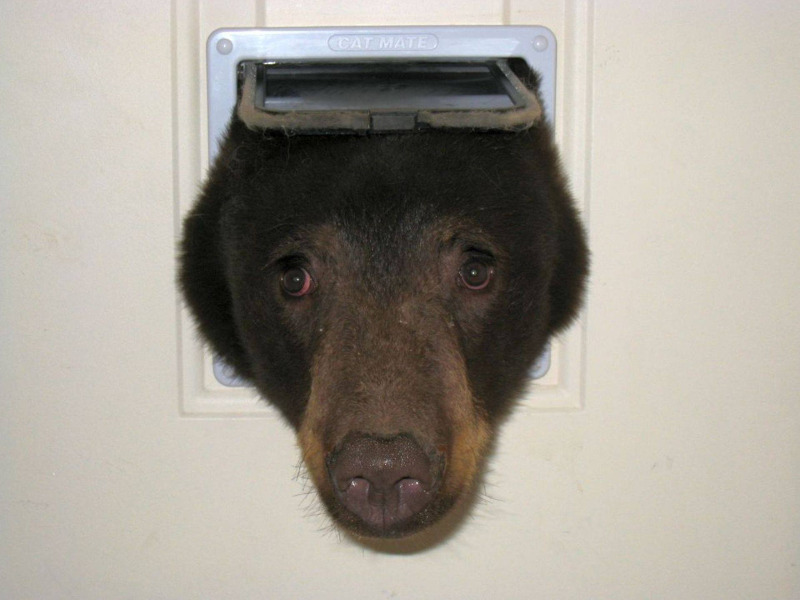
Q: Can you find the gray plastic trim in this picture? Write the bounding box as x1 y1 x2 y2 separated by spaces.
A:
207 26 557 158
205 26 558 386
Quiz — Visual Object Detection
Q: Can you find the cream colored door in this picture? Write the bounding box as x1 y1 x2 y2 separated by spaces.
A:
2 1 798 598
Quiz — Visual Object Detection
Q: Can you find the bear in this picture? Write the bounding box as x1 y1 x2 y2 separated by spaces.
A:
179 81 588 539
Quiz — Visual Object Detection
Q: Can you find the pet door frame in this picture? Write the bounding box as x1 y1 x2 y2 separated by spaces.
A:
184 26 582 414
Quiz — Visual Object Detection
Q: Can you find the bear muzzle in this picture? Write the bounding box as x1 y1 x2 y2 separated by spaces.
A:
326 433 445 536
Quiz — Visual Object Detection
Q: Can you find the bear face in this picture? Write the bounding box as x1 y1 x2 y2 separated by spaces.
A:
180 117 588 538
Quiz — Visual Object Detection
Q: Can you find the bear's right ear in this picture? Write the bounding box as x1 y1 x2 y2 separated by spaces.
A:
178 165 252 381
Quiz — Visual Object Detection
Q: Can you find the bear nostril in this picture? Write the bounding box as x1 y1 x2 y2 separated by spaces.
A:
328 434 441 533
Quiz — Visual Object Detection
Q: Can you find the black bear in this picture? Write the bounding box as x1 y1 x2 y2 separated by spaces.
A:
179 83 588 538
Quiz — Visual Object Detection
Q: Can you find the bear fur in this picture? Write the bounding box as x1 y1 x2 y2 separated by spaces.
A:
179 105 588 538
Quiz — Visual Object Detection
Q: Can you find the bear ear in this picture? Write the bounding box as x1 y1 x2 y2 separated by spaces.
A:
547 192 590 335
179 170 252 380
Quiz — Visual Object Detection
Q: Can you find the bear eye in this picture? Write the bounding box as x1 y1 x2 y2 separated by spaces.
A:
459 259 494 291
281 266 315 297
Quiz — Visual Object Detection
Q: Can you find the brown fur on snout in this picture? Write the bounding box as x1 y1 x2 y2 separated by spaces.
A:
297 294 491 538
284 215 506 537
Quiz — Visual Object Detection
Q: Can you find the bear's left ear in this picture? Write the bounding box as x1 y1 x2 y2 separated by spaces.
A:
546 193 589 335
179 173 252 381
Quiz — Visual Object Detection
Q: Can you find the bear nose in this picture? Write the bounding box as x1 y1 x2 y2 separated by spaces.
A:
327 434 440 534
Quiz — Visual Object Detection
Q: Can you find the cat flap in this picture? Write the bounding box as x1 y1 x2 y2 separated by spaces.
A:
236 59 543 134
